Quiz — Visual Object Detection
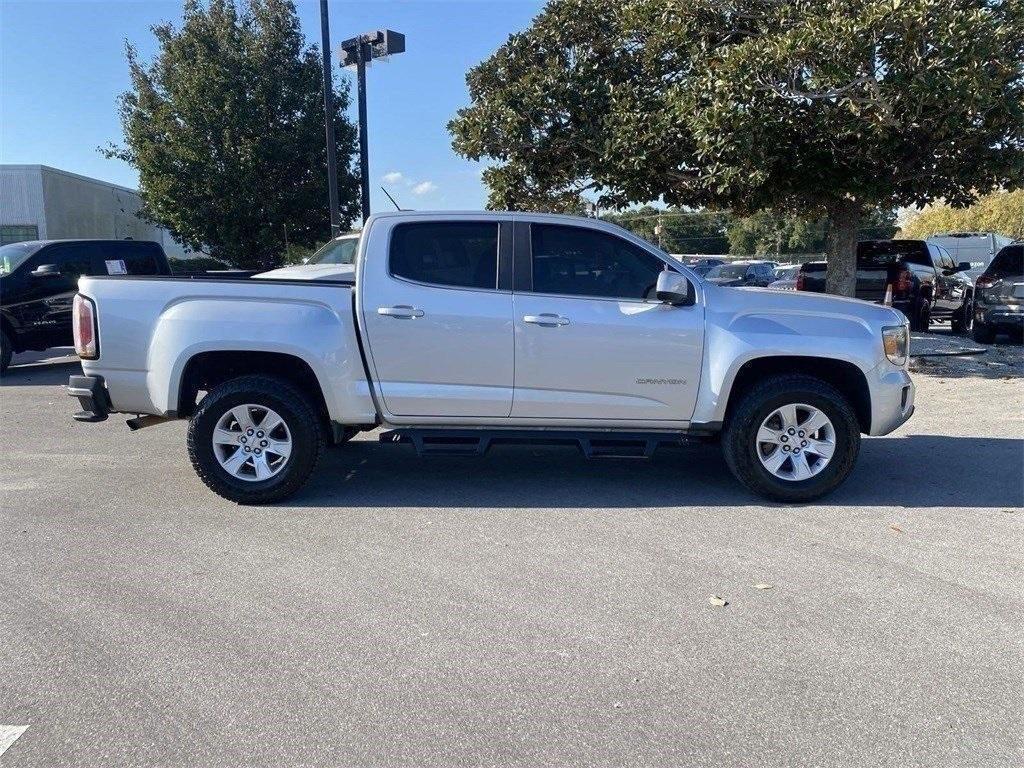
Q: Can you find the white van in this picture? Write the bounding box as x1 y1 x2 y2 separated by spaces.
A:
927 232 1014 280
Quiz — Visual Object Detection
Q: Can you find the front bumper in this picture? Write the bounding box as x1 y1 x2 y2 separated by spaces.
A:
68 375 110 422
867 364 915 436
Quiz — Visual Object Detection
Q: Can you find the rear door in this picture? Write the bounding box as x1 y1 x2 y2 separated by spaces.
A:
929 244 961 313
360 218 514 418
510 221 703 423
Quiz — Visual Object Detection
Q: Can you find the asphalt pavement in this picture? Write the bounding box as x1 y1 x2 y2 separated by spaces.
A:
1 348 1022 766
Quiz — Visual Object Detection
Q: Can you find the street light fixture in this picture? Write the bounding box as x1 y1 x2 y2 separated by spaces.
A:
340 29 406 223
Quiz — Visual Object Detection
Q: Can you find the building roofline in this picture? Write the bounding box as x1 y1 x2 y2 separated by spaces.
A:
0 164 140 195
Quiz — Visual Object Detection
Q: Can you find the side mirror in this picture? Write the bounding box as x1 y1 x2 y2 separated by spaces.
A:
656 271 695 306
31 264 61 279
956 261 972 272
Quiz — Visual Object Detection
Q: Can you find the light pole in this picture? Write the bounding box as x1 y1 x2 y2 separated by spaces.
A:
341 29 405 223
318 0 341 237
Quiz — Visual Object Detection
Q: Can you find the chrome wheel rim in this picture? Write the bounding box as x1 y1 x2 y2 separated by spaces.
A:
212 404 292 482
756 403 836 482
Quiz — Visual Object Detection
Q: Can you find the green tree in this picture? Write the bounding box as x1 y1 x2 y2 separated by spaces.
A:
450 0 1023 295
900 189 1024 239
604 207 732 253
105 0 359 270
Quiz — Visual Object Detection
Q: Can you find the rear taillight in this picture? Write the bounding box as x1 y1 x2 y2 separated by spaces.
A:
893 269 912 297
796 272 805 291
976 275 999 288
73 294 98 359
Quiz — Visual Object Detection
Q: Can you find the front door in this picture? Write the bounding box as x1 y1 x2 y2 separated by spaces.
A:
511 222 704 423
360 219 514 418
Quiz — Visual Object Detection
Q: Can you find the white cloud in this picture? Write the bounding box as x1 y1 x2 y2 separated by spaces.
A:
411 181 437 196
382 171 404 184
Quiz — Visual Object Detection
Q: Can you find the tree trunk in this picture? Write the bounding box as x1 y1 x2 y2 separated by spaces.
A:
824 199 862 297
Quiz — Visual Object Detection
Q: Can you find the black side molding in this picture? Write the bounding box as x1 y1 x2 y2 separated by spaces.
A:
68 375 111 423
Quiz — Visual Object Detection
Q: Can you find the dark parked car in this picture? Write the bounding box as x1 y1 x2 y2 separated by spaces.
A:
684 257 726 277
797 240 973 332
704 260 778 287
0 239 171 372
972 243 1023 344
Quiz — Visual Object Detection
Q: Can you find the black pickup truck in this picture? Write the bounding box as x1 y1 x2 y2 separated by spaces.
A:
797 240 974 332
0 239 171 372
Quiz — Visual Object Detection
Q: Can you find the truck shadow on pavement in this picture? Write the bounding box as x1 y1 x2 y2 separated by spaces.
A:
0 353 81 387
298 434 1024 509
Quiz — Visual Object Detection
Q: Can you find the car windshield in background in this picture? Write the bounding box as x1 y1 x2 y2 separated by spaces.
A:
988 245 1023 276
706 264 747 279
857 241 928 268
307 235 359 265
0 241 43 275
776 265 800 279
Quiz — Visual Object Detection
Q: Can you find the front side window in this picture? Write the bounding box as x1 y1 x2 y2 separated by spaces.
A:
37 245 92 280
390 222 498 290
531 224 664 300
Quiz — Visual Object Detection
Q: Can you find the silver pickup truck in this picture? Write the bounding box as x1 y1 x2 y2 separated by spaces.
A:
68 211 914 504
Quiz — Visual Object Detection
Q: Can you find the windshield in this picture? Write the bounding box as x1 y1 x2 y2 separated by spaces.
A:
706 264 748 279
307 235 360 265
0 241 43 276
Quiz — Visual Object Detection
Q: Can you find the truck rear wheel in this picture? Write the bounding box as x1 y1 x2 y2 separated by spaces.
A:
187 375 324 504
722 374 861 503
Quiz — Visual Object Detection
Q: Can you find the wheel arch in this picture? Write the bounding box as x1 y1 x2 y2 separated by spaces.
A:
723 356 872 434
176 350 331 433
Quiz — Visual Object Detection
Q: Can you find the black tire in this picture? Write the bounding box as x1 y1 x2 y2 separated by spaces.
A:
0 329 11 375
187 375 324 504
909 299 931 333
722 374 861 503
950 301 972 334
972 322 996 344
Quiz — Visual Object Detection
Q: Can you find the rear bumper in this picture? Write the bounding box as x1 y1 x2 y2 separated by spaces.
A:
975 303 1023 329
68 375 111 422
867 364 915 436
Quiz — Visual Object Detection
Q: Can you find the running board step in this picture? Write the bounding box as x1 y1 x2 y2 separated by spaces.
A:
378 428 692 459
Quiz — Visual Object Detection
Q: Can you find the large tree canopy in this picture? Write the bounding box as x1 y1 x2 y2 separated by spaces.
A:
900 189 1024 239
450 0 1023 294
106 0 359 270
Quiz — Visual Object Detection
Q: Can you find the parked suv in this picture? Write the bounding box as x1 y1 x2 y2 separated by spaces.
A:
797 240 973 332
0 239 171 372
704 260 778 287
972 244 1023 343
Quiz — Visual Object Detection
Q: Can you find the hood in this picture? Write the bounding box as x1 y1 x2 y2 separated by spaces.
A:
705 281 906 327
253 263 355 281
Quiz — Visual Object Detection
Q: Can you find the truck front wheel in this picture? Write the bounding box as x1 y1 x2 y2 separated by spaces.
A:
722 374 861 503
187 375 324 504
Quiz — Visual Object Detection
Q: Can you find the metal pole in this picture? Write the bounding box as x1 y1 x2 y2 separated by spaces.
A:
319 0 341 237
357 37 371 222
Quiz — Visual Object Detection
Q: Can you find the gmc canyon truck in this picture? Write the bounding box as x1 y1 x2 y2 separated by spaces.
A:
67 212 915 504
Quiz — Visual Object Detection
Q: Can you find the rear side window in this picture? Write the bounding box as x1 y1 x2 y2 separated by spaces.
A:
389 222 498 290
531 224 664 300
104 242 166 275
987 245 1023 277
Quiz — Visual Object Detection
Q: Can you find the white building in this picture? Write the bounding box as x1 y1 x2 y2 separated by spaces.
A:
0 164 191 257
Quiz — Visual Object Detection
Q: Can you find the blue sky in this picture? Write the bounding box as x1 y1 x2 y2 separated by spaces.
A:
0 0 544 212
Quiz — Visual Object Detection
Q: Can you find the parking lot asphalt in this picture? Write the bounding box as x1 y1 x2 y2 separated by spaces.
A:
1 348 1022 767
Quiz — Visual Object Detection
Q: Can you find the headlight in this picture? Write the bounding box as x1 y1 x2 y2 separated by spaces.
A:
882 325 908 366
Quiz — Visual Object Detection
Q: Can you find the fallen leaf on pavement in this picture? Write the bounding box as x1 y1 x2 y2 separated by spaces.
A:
708 596 728 607
754 583 774 590
890 524 904 533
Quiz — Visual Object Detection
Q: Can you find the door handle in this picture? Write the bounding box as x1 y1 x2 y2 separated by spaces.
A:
523 313 570 327
377 305 425 319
